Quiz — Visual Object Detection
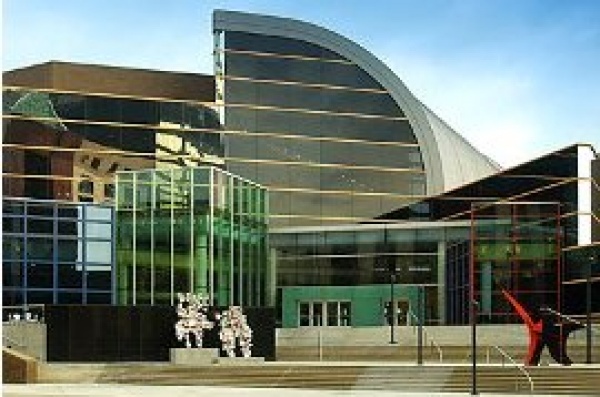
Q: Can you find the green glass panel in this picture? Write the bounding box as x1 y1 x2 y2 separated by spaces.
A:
116 166 268 306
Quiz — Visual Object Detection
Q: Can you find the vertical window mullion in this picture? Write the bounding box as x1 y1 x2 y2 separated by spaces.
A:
52 203 58 304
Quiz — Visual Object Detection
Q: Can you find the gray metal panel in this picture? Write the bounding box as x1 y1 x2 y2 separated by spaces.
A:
421 105 500 191
214 10 500 195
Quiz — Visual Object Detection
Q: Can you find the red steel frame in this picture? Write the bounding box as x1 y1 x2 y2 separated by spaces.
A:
469 202 562 325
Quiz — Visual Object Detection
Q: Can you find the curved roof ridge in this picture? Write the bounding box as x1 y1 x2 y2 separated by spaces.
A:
419 101 501 170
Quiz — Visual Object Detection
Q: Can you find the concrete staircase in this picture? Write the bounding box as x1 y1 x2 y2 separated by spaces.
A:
39 362 600 394
276 344 600 365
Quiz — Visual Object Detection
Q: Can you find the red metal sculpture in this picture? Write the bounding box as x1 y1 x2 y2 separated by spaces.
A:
501 289 583 366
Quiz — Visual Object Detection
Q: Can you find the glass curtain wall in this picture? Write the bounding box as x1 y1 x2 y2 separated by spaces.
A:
3 197 114 306
3 87 224 204
271 224 462 324
214 31 425 227
116 166 270 307
466 202 561 324
562 244 600 315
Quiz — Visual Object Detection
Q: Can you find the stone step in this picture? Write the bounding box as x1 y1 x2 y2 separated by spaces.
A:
276 344 600 364
38 362 600 394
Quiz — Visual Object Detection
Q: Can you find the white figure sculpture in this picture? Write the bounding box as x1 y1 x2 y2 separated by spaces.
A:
174 293 213 348
218 306 253 357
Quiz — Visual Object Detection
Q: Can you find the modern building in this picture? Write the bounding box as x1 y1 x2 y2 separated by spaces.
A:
2 10 597 328
272 144 598 327
3 197 115 306
115 166 271 307
3 62 224 306
213 10 500 228
3 61 223 204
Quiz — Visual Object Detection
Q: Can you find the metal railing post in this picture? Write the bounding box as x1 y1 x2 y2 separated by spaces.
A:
417 286 423 365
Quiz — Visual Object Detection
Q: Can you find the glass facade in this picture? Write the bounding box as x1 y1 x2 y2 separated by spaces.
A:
382 146 584 248
215 30 425 227
446 202 561 324
115 166 270 307
380 144 598 319
563 244 600 315
271 224 469 326
3 197 115 306
3 87 224 203
272 144 598 326
3 19 596 326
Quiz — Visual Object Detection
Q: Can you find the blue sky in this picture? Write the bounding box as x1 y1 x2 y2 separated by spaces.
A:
3 0 599 167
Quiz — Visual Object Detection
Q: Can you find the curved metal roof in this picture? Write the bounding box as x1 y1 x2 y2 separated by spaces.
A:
214 10 501 195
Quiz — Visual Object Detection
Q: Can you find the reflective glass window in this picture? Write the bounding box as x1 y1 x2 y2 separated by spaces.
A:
3 261 23 287
225 52 383 90
104 183 115 199
160 101 183 124
57 239 80 262
26 262 54 288
26 204 54 217
3 236 24 260
299 302 310 326
85 222 111 239
320 195 352 218
3 216 24 233
353 196 383 219
26 238 53 261
3 289 23 307
57 220 78 236
57 292 82 304
51 93 85 120
231 79 402 117
226 134 257 159
85 206 112 222
226 31 344 60
120 98 158 125
57 205 80 219
3 201 24 215
226 53 321 84
86 265 112 289
82 124 122 149
321 62 384 91
85 96 120 122
85 241 112 264
79 180 94 195
27 291 54 304
86 293 112 304
255 163 290 186
57 263 82 288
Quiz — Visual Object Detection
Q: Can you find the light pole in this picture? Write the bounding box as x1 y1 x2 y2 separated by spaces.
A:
383 227 398 345
471 298 478 395
417 285 424 365
389 261 397 345
586 255 594 364
469 203 478 396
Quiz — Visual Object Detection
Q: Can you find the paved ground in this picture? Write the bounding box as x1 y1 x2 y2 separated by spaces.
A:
2 384 574 397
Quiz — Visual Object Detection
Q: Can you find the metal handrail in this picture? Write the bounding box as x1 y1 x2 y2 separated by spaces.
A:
407 311 443 363
486 345 534 393
426 330 443 363
541 307 600 332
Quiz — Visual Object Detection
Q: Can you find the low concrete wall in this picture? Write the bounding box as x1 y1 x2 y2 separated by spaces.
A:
3 322 47 361
2 347 39 383
277 325 600 348
276 325 600 363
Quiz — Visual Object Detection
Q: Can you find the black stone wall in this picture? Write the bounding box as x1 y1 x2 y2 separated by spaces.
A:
45 305 276 362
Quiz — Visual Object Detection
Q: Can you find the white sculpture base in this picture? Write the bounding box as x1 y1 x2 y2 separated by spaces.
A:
170 348 218 366
215 356 265 366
